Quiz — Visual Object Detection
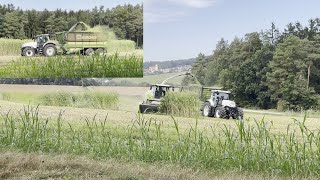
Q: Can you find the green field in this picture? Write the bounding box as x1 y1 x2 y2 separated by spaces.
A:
0 38 143 78
0 85 320 179
0 54 143 78
113 72 188 86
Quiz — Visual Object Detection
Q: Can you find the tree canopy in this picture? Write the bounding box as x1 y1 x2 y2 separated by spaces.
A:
0 4 143 47
191 19 320 111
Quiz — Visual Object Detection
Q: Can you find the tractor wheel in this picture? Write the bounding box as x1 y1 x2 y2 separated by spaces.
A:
202 102 214 117
85 48 94 56
95 48 105 55
43 44 57 57
237 107 244 120
215 106 227 119
22 47 35 57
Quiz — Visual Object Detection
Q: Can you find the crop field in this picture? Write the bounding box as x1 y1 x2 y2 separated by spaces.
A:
0 54 143 78
0 38 143 78
0 84 320 179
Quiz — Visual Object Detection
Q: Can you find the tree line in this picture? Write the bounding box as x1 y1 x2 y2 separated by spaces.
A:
0 3 143 47
144 58 195 69
189 20 320 111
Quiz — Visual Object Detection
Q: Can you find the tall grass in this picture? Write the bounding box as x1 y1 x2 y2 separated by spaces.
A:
159 92 201 117
39 92 119 109
0 53 143 78
0 106 319 177
0 38 31 56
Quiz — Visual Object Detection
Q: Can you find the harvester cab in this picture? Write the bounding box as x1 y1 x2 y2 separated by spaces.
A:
145 84 175 103
139 72 193 113
201 90 243 120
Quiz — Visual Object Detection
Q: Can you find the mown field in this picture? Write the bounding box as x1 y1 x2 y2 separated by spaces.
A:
111 72 188 86
0 84 320 179
0 38 143 78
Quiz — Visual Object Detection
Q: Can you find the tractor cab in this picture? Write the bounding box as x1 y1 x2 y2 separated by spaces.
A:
210 90 232 105
35 34 50 50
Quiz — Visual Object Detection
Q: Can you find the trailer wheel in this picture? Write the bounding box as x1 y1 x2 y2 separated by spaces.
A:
85 48 94 56
22 47 35 57
95 48 105 55
43 44 57 57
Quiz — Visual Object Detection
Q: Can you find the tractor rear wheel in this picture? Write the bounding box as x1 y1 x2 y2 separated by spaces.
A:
202 102 214 117
43 44 57 57
215 106 227 119
237 107 244 120
22 47 35 57
85 48 94 56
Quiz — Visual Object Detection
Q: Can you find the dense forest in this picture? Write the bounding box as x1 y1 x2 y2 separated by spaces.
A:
189 20 320 111
0 4 143 47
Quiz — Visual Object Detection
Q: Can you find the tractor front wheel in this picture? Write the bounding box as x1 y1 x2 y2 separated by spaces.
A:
22 47 35 57
202 102 214 117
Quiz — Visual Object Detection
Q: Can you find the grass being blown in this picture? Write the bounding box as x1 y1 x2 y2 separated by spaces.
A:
0 53 143 78
0 105 318 178
159 92 201 117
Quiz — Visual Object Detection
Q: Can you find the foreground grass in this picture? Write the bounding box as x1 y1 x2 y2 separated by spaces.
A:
0 106 319 178
0 53 143 78
1 151 297 180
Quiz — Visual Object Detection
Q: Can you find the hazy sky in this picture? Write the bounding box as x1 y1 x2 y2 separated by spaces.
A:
144 0 320 61
1 0 142 11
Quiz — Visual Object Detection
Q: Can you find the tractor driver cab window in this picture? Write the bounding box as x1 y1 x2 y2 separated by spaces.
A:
43 36 48 43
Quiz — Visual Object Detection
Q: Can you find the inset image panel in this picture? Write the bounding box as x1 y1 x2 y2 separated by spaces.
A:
0 1 143 78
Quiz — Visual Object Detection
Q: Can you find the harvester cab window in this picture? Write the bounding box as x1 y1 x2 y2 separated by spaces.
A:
154 87 160 99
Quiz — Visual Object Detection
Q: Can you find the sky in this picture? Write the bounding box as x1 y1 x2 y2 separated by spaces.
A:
144 0 320 61
0 0 142 11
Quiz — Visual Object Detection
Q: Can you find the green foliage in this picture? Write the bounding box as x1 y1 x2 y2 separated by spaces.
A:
193 20 320 110
191 53 209 85
39 92 119 109
267 36 318 110
1 106 320 177
159 92 201 117
0 53 143 78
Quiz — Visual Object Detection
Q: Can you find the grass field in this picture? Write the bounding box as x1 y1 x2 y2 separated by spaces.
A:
0 84 320 179
112 72 188 86
0 53 143 78
0 38 143 78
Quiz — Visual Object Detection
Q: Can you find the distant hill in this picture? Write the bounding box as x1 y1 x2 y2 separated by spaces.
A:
144 58 195 69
